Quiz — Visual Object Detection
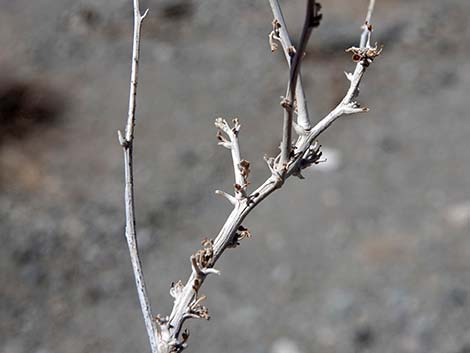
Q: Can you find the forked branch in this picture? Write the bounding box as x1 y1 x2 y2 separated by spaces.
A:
268 0 312 131
279 0 322 168
215 118 250 200
119 1 381 352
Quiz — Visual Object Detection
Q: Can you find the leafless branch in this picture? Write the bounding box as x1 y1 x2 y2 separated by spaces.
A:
156 9 381 351
215 118 250 200
289 4 382 180
119 0 382 352
360 0 376 48
118 1 157 352
268 0 312 131
279 0 322 168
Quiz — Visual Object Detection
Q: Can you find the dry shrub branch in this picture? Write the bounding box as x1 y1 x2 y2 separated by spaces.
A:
118 1 382 352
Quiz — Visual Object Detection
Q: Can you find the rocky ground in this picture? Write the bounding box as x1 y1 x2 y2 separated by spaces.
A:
1 0 470 353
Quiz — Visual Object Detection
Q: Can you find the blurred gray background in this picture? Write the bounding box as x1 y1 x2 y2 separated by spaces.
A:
1 0 470 353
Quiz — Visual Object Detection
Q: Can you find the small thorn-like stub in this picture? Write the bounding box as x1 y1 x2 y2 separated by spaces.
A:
215 190 238 206
218 141 232 149
203 268 221 276
343 102 369 115
118 130 129 147
344 71 354 82
141 8 150 20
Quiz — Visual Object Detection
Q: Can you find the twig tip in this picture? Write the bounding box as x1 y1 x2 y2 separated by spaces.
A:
142 9 150 20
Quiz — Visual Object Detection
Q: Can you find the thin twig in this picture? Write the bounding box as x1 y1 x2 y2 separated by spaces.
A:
289 1 380 179
360 0 376 48
268 0 311 131
118 1 157 352
215 118 248 199
279 0 321 168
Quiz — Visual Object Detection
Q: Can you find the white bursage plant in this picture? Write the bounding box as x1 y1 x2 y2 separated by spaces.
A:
118 0 382 352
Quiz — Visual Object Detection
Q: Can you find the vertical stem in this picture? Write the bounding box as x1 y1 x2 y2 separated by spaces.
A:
268 0 312 130
120 1 157 352
125 1 147 141
123 146 159 353
360 0 376 48
279 0 318 167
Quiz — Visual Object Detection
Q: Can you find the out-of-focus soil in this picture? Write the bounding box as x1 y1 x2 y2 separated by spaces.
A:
1 1 470 353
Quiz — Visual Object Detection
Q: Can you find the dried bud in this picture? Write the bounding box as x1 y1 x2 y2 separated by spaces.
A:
237 225 252 240
216 130 226 142
287 46 296 57
269 34 279 52
239 159 251 180
272 19 281 30
346 42 383 64
311 2 323 28
170 280 185 299
352 53 361 62
201 237 213 248
269 19 282 52
193 278 200 291
181 329 190 343
281 97 292 109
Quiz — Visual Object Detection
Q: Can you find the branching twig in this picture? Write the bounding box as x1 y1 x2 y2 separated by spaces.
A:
279 0 322 168
119 1 382 352
289 6 381 179
157 2 380 351
118 1 157 353
215 118 250 199
268 0 312 131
